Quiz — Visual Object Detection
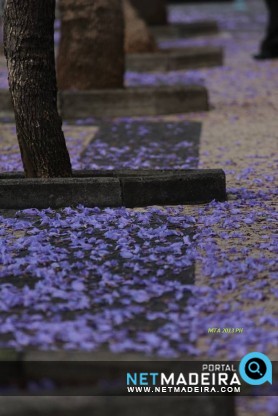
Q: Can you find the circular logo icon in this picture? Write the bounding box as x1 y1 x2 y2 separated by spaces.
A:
245 358 266 380
239 352 272 386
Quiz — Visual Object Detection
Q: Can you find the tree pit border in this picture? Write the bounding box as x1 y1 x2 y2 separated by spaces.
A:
0 85 209 120
151 20 219 40
127 46 223 72
0 169 226 209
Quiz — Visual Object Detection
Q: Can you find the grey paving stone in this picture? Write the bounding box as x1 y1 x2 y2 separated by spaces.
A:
81 120 202 170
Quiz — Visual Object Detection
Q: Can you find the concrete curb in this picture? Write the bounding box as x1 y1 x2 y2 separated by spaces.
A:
0 85 209 120
127 46 223 72
0 169 226 209
0 349 235 415
59 86 209 119
0 396 235 416
151 20 219 40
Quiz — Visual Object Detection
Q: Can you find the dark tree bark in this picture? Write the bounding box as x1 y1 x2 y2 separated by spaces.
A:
4 0 72 178
130 0 168 26
0 0 4 55
124 0 157 53
57 0 125 90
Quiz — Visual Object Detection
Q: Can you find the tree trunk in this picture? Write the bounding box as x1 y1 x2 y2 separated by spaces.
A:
124 0 157 53
57 0 125 90
4 0 72 178
0 0 4 55
130 0 168 26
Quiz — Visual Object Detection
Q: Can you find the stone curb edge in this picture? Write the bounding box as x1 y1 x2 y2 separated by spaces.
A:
151 20 219 39
127 46 223 72
0 85 209 119
0 169 226 209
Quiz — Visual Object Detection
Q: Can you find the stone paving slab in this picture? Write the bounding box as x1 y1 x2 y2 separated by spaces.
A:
82 120 201 170
0 203 197 353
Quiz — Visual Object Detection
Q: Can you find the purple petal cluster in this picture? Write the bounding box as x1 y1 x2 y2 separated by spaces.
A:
0 169 276 358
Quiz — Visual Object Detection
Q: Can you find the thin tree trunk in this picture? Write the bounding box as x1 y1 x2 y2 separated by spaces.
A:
4 0 72 178
0 0 4 55
130 0 168 26
57 0 125 90
124 0 157 53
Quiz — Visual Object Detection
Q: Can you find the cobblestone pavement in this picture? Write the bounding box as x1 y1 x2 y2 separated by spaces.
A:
0 0 277 415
